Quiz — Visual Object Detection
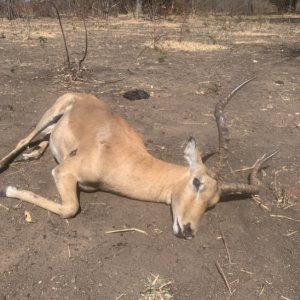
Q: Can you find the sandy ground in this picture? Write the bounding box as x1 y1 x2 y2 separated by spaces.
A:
0 15 299 299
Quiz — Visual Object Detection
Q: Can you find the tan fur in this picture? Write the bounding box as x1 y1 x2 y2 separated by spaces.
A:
1 79 278 239
0 93 220 238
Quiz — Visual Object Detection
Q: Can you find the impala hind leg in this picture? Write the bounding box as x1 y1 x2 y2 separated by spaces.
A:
0 116 60 171
0 129 44 171
0 165 79 218
0 94 76 172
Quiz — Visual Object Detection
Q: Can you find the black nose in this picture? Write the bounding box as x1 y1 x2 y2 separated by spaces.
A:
176 222 194 240
182 222 194 239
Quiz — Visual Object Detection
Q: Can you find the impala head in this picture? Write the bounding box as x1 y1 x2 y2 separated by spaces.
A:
171 137 221 239
171 78 278 239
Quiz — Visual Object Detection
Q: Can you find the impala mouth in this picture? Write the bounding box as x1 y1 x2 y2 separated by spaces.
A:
173 217 194 240
182 222 194 239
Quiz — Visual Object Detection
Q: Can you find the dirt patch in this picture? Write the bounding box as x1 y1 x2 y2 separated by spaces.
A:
0 15 299 300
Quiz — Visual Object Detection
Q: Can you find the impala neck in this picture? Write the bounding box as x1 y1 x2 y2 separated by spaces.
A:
112 154 189 204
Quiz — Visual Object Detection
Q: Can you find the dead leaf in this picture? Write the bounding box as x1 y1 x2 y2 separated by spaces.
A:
24 210 33 223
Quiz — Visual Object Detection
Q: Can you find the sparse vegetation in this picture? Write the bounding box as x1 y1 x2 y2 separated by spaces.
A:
38 35 47 47
140 274 173 300
48 1 89 80
269 0 298 13
0 0 299 20
158 51 167 63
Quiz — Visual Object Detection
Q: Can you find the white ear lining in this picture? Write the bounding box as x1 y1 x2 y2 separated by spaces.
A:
184 155 192 166
184 137 199 170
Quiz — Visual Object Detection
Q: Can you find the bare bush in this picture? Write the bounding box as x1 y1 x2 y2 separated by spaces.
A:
269 0 298 13
0 0 298 19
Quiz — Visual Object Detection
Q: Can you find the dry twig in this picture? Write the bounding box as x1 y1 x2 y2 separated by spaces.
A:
0 203 9 211
251 195 271 211
105 228 148 235
283 230 297 237
115 294 126 300
78 16 88 71
67 245 71 258
49 1 71 68
229 163 257 174
220 230 233 274
258 284 265 297
140 274 173 300
240 269 254 275
270 214 300 223
215 261 234 295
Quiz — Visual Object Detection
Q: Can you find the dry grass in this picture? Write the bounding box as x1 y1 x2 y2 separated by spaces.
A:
1 14 299 56
234 39 270 45
140 274 173 300
232 31 277 37
145 39 227 52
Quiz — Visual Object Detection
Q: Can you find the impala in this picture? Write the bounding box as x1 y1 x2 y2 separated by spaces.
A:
0 78 277 239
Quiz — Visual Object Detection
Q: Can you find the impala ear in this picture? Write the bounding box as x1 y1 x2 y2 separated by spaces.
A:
184 137 203 171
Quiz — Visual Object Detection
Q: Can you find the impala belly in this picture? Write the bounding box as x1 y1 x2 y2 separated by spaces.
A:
50 115 78 163
49 96 154 197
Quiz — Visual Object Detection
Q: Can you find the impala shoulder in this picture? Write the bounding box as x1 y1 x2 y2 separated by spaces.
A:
57 93 104 105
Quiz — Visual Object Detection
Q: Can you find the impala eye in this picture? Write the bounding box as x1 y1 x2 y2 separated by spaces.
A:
193 177 202 190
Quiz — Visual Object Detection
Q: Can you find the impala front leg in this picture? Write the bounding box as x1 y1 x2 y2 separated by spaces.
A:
15 141 49 162
52 165 79 218
0 165 79 218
